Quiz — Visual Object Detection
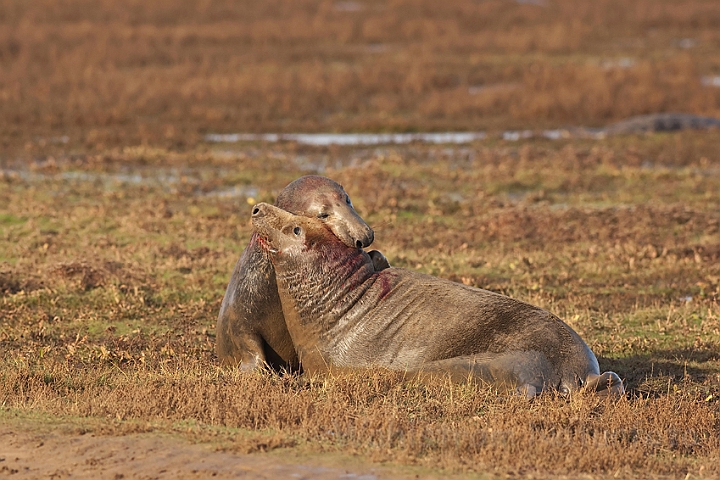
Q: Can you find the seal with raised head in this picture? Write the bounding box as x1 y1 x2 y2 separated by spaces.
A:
250 203 624 397
216 176 386 371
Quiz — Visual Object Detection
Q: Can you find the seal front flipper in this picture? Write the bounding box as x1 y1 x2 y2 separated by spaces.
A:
217 313 267 370
367 250 391 271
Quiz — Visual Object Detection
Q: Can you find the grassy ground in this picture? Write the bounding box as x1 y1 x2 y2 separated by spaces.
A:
2 133 719 477
1 0 720 478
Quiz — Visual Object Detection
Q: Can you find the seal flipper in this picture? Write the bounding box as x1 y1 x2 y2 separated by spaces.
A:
235 333 267 372
584 371 625 397
413 351 558 396
367 250 391 271
517 384 538 399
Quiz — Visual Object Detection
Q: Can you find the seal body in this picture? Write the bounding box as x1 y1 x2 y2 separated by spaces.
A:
216 176 378 371
250 203 624 396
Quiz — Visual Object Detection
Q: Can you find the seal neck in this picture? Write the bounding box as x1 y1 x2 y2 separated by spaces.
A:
272 241 376 330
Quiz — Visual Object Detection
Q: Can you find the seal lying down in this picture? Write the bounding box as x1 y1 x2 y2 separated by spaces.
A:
216 175 389 371
250 202 624 397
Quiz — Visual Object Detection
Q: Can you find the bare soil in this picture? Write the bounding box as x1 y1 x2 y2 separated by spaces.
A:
0 424 422 480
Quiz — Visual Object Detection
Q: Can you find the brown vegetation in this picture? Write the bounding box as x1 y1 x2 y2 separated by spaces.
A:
1 0 720 477
2 0 720 152
2 361 720 476
2 132 720 477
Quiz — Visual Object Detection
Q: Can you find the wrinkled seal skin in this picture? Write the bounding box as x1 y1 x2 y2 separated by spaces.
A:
216 176 380 371
251 203 624 397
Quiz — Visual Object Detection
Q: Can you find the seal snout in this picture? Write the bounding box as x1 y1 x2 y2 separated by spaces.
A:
251 202 274 218
250 203 275 231
355 226 374 249
251 203 274 220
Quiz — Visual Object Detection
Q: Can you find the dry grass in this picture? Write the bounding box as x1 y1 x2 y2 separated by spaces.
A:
2 0 720 153
2 132 720 477
2 361 719 476
1 0 720 477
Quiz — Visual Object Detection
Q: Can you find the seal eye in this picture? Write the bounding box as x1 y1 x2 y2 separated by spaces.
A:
293 226 302 236
317 213 329 220
345 195 351 205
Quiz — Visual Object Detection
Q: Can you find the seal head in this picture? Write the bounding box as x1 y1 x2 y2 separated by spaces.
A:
216 175 380 371
276 175 374 249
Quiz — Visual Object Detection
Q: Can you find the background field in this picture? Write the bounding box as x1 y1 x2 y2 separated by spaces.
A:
1 0 720 478
3 0 720 150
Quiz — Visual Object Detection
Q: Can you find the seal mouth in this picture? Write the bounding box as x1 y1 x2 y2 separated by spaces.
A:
251 203 284 254
256 234 278 254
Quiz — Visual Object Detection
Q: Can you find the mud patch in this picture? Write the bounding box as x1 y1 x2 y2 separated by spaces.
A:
0 424 414 480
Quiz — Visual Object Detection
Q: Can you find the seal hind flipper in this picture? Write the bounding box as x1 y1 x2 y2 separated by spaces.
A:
517 384 538 399
584 371 625 397
413 351 559 396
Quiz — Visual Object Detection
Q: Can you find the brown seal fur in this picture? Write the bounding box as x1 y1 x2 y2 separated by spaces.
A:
250 203 624 397
216 176 383 371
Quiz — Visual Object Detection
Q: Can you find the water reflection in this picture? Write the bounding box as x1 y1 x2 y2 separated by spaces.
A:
204 132 487 146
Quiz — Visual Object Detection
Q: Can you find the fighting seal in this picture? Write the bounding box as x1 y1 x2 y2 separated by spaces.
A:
216 175 381 371
250 203 624 397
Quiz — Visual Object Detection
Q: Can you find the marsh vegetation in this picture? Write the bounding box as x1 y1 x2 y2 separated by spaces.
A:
1 0 720 477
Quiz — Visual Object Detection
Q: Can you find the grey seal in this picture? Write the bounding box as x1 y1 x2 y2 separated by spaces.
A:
250 202 624 397
216 175 384 371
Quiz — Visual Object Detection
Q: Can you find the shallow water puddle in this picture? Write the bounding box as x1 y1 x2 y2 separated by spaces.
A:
203 130 596 145
204 113 720 147
204 132 489 146
701 76 720 87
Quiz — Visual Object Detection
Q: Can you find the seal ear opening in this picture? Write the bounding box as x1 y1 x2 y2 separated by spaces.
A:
281 224 304 238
